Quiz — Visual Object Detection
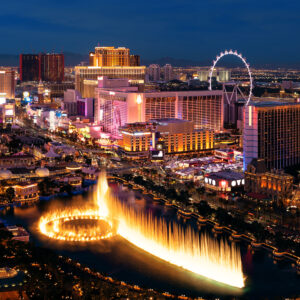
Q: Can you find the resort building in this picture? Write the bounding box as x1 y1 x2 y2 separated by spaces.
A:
147 64 161 82
89 46 138 67
162 64 173 82
245 158 294 203
20 53 64 82
63 89 94 118
204 170 245 192
13 182 39 203
0 154 35 168
0 103 15 125
119 118 214 159
0 69 15 99
76 45 144 97
243 101 300 170
95 77 224 136
75 66 146 97
197 67 231 82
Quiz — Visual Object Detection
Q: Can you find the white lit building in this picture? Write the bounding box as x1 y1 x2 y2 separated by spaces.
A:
204 171 244 192
27 106 70 131
75 65 146 97
0 103 15 125
198 68 231 82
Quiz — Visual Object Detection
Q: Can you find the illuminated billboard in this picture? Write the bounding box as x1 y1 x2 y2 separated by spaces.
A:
5 109 13 116
151 149 164 161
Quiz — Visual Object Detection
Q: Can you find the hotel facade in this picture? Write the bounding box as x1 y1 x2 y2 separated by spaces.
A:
76 45 144 97
245 159 294 203
0 69 15 99
119 119 214 158
89 46 140 67
75 66 146 97
94 77 224 136
243 102 300 170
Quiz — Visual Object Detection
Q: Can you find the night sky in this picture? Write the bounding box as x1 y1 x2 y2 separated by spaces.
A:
1 0 300 66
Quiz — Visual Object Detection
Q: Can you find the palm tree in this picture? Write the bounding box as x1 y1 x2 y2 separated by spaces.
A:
5 187 15 203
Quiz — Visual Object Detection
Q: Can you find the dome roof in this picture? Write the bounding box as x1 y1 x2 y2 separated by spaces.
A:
35 167 50 177
0 169 12 179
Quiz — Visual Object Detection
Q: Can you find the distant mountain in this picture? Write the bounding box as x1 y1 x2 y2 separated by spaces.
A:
0 53 299 69
142 57 300 69
0 54 208 68
63 52 89 66
141 57 208 67
140 56 259 67
0 55 19 66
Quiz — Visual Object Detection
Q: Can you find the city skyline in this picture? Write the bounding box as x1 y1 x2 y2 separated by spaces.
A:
0 1 299 299
1 0 300 67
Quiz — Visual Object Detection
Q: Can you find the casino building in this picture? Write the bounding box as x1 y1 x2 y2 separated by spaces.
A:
75 45 145 97
75 66 146 97
244 158 294 203
244 101 300 170
94 77 224 136
204 171 245 192
119 118 214 159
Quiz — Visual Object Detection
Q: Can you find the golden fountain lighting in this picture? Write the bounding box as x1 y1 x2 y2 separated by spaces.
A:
39 172 114 242
39 172 245 288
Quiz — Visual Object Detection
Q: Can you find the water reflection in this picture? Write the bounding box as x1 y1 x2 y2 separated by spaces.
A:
0 183 299 297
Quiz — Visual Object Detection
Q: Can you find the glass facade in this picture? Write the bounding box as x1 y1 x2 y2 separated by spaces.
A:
257 106 300 169
75 66 146 97
244 103 300 170
20 53 64 82
20 54 39 81
178 94 223 131
90 47 130 67
40 54 64 82
145 96 176 120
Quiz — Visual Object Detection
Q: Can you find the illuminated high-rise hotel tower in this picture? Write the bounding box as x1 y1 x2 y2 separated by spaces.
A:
244 101 300 170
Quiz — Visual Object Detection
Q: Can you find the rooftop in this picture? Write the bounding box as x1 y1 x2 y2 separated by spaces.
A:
0 154 34 159
150 118 190 124
250 100 300 108
208 170 244 181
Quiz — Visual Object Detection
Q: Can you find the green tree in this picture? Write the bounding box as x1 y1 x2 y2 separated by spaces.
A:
165 188 178 200
6 123 12 132
65 155 73 162
196 200 213 217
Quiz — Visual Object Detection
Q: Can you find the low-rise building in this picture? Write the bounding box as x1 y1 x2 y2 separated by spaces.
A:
13 182 39 202
6 225 30 242
245 158 294 203
204 170 244 192
59 175 82 188
0 103 15 125
119 118 214 159
0 154 35 168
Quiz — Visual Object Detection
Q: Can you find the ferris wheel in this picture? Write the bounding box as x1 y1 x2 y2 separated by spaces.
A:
208 50 253 106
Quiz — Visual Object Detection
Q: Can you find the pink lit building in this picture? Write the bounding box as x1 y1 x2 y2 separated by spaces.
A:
63 89 94 119
95 77 224 136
